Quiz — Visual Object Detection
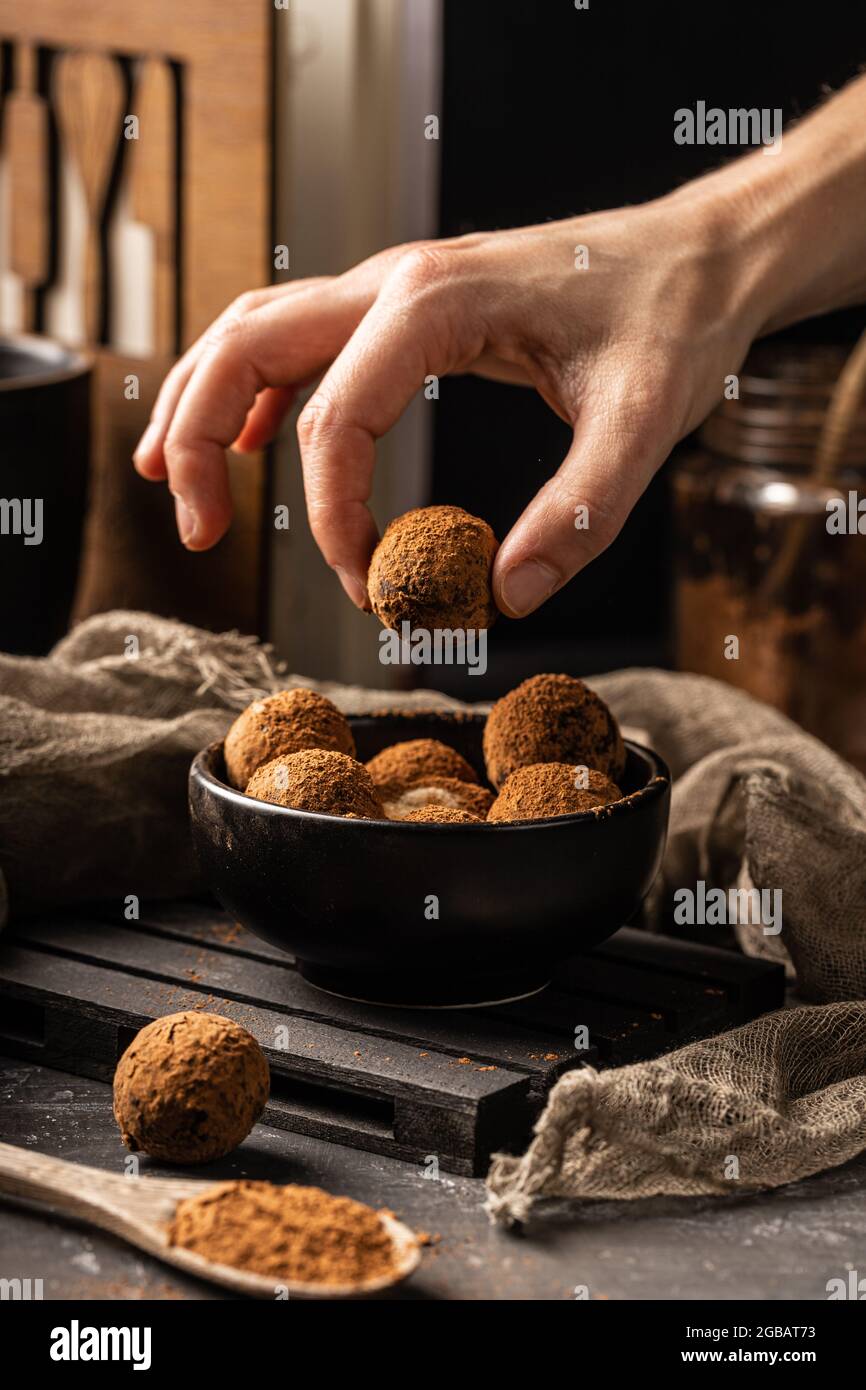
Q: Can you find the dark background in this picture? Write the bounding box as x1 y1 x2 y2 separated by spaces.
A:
427 0 866 697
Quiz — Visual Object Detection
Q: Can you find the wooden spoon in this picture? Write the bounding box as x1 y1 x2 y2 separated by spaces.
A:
53 50 126 344
0 1142 421 1299
6 42 51 330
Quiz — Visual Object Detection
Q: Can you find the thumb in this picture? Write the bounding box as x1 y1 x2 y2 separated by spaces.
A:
492 401 671 618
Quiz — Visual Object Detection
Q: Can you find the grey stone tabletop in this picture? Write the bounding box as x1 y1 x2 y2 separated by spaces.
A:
2 1058 864 1301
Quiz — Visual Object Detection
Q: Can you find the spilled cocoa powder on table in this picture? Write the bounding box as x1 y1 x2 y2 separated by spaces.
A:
168 1180 400 1287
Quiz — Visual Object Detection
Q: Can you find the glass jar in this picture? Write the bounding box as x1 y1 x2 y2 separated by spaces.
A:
673 343 866 771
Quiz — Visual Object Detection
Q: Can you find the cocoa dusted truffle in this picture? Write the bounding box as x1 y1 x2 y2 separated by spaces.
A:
113 1012 269 1164
224 688 355 789
383 775 493 821
403 805 482 824
483 673 626 788
488 763 622 824
245 748 384 820
366 738 478 800
367 505 498 631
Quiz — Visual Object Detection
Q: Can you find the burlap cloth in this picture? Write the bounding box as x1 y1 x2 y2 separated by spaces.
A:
1 611 864 1217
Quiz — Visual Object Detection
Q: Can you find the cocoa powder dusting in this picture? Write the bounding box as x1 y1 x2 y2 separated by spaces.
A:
168 1181 398 1287
367 505 499 631
483 673 626 788
402 805 482 824
224 688 355 789
245 749 384 820
366 738 479 799
113 1012 269 1164
487 763 622 823
384 775 493 821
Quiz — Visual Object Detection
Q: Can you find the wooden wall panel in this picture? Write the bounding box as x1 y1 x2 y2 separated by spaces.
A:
0 1 274 636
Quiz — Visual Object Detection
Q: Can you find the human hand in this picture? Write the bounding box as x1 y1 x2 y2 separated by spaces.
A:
134 75 866 617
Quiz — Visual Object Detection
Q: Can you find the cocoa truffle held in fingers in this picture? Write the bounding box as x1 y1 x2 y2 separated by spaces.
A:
367 505 499 632
366 738 479 799
113 1012 270 1164
483 673 626 788
246 748 384 819
224 688 355 789
488 763 622 823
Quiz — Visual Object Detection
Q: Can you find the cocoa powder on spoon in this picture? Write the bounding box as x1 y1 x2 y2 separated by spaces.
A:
168 1180 400 1288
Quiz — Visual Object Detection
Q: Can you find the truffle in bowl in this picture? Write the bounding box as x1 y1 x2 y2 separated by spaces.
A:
189 711 670 1008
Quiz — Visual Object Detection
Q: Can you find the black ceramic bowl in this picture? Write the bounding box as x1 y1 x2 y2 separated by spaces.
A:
189 710 670 1008
0 335 91 654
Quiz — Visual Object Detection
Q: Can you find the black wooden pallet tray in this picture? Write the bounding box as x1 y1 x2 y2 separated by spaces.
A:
0 901 785 1176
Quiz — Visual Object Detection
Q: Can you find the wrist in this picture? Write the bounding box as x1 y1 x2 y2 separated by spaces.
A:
663 78 866 339
657 164 790 341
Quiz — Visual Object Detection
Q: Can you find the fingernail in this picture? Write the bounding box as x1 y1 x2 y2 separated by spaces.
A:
334 565 369 610
133 421 160 463
173 494 199 547
500 559 559 617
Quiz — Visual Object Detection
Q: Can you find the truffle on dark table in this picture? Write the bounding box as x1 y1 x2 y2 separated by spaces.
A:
367 505 498 631
113 1011 270 1164
483 673 626 788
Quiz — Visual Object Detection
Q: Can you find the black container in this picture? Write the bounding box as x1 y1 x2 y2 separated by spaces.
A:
0 336 92 654
189 711 670 1007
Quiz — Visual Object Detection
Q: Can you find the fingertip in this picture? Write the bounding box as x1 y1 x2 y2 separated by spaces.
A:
173 493 201 549
133 452 168 481
495 557 561 618
233 386 298 453
173 511 227 552
133 445 168 481
230 425 268 455
183 534 220 552
334 564 371 611
132 422 168 478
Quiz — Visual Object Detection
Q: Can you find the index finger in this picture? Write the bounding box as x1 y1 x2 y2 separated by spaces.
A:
162 281 374 549
296 250 473 602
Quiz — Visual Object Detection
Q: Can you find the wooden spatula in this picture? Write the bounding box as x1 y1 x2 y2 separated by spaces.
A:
129 56 177 356
0 1142 421 1299
6 42 50 331
53 50 126 345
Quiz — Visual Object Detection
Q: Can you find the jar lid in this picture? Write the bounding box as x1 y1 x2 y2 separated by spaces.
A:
700 343 866 468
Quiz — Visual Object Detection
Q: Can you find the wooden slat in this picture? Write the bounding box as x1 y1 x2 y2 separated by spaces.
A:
0 902 786 1176
86 899 289 964
54 50 126 344
129 57 176 355
70 899 785 1059
491 987 668 1063
7 41 50 329
17 916 580 1086
594 928 785 1021
554 956 726 1035
0 944 533 1177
